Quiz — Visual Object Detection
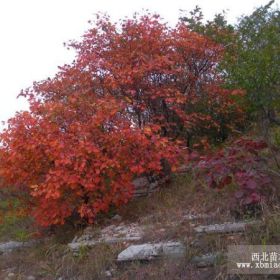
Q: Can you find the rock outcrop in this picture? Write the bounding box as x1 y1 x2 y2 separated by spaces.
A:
0 240 36 254
68 223 144 252
194 221 259 234
117 241 186 262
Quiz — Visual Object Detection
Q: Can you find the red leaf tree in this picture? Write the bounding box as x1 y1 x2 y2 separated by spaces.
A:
0 94 179 226
0 14 243 226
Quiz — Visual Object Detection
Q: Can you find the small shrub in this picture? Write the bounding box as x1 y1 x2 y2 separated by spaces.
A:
195 138 271 213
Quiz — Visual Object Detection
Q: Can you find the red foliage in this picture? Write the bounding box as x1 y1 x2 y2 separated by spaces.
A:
32 14 244 142
0 94 180 226
0 14 244 226
196 138 271 207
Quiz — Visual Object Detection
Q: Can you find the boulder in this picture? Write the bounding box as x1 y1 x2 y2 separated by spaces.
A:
111 214 122 223
194 221 260 234
117 241 185 262
0 240 36 254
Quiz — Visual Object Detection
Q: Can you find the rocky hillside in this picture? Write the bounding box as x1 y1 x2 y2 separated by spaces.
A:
1 172 278 280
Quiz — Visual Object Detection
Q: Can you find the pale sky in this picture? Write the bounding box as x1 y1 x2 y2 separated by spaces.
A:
0 0 277 129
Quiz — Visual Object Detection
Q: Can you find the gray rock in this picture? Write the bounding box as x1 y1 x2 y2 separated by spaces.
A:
132 177 149 188
132 176 158 198
69 234 143 251
194 221 260 234
7 273 16 279
26 276 36 280
69 223 144 252
104 270 112 277
68 240 96 251
182 213 213 221
117 241 185 262
132 175 169 198
111 214 122 222
0 240 36 254
191 252 224 267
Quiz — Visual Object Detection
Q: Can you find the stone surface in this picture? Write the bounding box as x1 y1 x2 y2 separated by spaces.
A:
104 270 112 277
117 241 185 262
111 214 122 223
132 175 169 198
69 223 144 251
194 221 259 234
182 213 213 221
132 177 149 188
0 240 36 254
191 252 224 267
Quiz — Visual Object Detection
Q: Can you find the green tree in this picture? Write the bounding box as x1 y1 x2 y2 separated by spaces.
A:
180 1 280 123
228 1 280 122
179 6 235 47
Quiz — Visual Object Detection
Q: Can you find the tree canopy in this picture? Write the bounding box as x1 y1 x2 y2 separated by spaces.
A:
0 14 243 226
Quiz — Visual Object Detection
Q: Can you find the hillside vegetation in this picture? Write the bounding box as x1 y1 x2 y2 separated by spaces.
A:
0 1 280 279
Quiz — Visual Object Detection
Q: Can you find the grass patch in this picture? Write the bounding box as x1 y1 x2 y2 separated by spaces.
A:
0 196 35 242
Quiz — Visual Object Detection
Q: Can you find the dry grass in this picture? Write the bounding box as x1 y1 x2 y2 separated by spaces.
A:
1 171 280 279
0 239 124 280
118 173 232 225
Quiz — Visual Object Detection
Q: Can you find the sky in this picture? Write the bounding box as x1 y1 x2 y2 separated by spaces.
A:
0 0 278 129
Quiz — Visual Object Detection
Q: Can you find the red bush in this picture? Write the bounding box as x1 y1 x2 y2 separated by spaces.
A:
0 14 244 226
0 96 179 226
196 138 271 207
